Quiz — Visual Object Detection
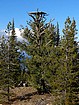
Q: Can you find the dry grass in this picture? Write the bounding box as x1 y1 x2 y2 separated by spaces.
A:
10 87 54 105
0 87 79 105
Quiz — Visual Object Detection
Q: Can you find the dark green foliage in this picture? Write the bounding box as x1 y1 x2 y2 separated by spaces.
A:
0 11 79 104
55 17 79 104
22 12 60 94
22 14 79 104
0 20 20 102
5 20 21 87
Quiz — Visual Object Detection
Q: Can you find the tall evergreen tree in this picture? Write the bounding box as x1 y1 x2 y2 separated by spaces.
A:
0 36 9 102
7 20 20 87
21 11 60 93
0 20 20 102
55 17 79 104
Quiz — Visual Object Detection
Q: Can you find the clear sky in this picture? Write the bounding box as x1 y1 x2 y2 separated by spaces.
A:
0 0 79 39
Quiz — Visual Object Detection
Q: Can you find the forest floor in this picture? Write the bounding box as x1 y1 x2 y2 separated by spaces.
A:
1 87 79 105
1 87 56 105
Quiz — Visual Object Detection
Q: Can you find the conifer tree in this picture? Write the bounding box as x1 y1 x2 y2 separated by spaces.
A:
22 11 60 93
55 17 79 104
0 20 20 102
0 36 9 102
7 20 20 87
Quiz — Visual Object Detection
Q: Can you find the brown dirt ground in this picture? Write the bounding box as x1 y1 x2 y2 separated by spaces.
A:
9 87 55 105
1 87 79 105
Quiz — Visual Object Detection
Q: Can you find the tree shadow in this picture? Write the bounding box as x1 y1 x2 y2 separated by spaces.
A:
10 91 38 103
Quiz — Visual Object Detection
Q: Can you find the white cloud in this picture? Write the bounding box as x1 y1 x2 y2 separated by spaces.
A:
0 30 6 36
0 28 25 41
15 28 24 41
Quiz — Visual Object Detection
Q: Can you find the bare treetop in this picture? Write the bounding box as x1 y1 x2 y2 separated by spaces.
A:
28 11 47 22
28 11 47 15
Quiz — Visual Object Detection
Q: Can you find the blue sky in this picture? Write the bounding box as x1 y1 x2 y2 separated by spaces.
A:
0 0 79 39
